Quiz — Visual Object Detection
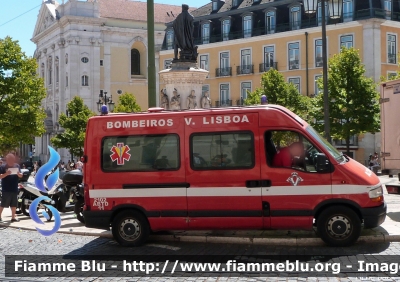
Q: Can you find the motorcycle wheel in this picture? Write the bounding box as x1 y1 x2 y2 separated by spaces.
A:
74 199 85 224
43 207 53 222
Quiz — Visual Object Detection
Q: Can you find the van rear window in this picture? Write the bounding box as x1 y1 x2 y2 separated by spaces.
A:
101 134 180 172
190 132 254 170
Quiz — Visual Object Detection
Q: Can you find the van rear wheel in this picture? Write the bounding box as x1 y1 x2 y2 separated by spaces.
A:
112 210 149 247
317 206 361 247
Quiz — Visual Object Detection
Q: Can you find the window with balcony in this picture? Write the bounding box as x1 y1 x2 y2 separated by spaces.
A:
82 75 89 86
238 49 252 75
317 1 329 26
315 75 322 96
166 30 174 50
222 19 230 41
241 82 251 100
200 54 209 72
164 59 173 69
388 34 397 64
202 23 210 44
340 35 353 49
216 52 231 77
131 49 140 75
243 15 252 38
261 46 275 72
265 11 276 34
315 39 323 67
288 77 301 92
290 6 301 30
288 42 300 70
219 84 231 106
384 0 392 20
343 0 353 22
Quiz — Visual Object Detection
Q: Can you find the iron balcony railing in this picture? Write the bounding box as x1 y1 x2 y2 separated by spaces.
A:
237 65 254 75
215 67 232 77
215 100 233 107
236 98 245 106
259 62 278 72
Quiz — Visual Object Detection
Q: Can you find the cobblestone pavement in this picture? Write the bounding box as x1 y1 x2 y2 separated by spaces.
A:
1 227 400 282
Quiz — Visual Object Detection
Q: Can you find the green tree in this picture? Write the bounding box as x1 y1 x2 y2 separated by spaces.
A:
310 47 380 155
0 36 46 151
51 96 95 160
245 68 311 121
113 92 141 113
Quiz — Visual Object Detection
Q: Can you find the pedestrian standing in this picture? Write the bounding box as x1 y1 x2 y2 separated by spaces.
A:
0 153 23 222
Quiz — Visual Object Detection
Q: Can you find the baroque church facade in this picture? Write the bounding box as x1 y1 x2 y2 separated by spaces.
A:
32 0 182 162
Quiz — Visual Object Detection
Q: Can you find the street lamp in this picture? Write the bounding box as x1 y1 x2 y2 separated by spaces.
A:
303 0 342 143
97 91 115 114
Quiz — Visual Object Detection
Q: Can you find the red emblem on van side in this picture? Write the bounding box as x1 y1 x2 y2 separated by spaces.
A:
110 143 131 165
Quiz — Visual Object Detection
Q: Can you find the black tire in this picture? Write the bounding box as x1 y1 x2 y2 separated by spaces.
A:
317 206 361 247
112 210 150 247
74 199 85 224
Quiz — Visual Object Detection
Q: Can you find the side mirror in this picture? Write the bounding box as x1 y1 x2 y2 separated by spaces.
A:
316 153 331 172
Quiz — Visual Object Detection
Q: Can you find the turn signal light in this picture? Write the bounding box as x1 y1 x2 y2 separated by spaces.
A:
371 196 383 202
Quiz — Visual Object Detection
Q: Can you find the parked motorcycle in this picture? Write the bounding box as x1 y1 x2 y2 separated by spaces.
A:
17 182 54 221
61 169 84 223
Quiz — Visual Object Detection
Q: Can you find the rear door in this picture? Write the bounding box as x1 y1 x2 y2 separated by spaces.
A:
184 112 263 229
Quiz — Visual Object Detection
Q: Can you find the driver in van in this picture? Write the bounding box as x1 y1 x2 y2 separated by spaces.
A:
272 142 305 168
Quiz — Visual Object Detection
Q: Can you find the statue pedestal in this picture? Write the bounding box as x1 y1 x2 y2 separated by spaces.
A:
159 62 209 110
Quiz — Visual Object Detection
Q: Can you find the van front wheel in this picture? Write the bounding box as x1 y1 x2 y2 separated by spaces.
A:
112 210 149 247
317 206 361 247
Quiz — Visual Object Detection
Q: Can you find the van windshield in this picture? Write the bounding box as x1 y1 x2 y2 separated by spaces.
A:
306 125 345 163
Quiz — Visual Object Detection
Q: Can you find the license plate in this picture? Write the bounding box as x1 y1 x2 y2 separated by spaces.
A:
18 191 24 198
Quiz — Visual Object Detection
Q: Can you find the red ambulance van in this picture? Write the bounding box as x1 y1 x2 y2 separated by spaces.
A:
82 105 386 247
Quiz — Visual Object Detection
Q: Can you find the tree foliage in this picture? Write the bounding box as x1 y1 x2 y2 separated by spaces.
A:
310 47 380 154
113 92 141 113
245 68 311 121
0 37 46 151
51 96 95 159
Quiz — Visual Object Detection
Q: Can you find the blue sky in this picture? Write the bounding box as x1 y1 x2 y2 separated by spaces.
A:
0 0 208 57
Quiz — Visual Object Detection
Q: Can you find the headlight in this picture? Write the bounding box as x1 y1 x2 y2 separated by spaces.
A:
369 186 383 199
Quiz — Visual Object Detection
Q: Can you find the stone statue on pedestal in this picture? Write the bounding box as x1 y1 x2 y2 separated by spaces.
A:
170 88 181 110
160 89 169 109
172 4 198 63
186 90 197 109
201 91 211 109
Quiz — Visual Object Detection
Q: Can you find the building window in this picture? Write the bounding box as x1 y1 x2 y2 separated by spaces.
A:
41 63 44 79
388 34 397 64
100 60 104 66
243 15 252 38
81 75 89 86
315 75 322 96
191 132 254 169
65 53 68 64
200 54 209 71
261 45 275 72
384 0 392 20
222 19 230 41
202 85 210 96
55 57 59 83
288 42 300 70
81 57 89 63
66 74 68 87
233 0 238 6
212 1 218 11
388 72 397 80
241 82 251 100
240 49 252 74
343 0 353 22
219 84 230 106
317 1 329 26
202 23 210 44
102 134 179 171
315 39 323 67
219 52 230 76
166 30 174 50
164 59 173 69
265 11 276 34
131 49 140 75
288 77 301 92
48 57 52 85
340 35 353 49
290 6 301 30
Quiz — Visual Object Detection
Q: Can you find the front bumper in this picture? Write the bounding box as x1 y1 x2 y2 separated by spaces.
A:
361 202 387 229
83 210 112 230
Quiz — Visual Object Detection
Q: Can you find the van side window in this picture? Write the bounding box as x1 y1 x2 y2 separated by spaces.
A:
102 134 180 172
190 132 254 170
265 130 323 173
